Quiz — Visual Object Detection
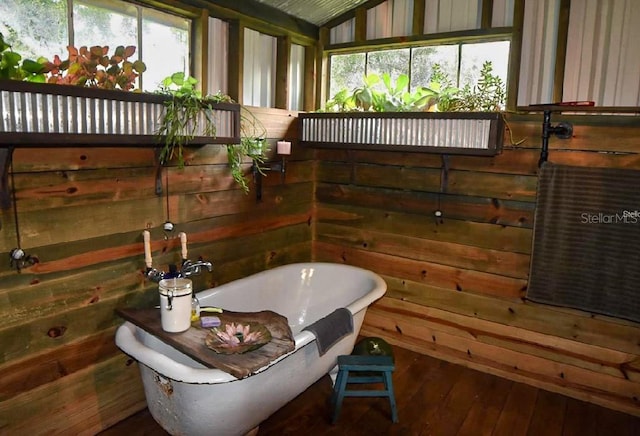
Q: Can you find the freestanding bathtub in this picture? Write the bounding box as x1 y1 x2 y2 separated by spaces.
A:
115 262 387 436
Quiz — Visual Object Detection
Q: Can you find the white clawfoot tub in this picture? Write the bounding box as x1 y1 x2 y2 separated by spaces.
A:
115 262 386 436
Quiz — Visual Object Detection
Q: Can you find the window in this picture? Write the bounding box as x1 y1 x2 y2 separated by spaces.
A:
329 53 365 99
0 0 190 92
328 40 510 109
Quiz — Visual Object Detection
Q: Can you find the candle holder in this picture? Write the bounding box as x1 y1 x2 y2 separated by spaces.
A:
253 140 291 201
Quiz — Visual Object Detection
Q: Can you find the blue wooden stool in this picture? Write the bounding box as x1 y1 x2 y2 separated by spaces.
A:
330 354 398 423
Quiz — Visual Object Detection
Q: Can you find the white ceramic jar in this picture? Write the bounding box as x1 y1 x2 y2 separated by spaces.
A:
158 278 193 333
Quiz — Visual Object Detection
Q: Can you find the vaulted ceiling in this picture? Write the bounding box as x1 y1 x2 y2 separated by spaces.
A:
251 0 370 26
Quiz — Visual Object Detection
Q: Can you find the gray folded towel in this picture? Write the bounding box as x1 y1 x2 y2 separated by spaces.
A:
303 308 353 356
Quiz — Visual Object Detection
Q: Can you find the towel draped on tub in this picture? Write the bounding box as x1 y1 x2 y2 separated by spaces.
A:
303 308 354 356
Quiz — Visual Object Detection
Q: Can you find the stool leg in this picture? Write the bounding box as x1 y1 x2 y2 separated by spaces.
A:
331 369 349 424
383 370 398 423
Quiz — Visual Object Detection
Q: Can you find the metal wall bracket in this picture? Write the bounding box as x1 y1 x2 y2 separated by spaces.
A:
154 148 164 196
0 147 14 210
539 110 573 167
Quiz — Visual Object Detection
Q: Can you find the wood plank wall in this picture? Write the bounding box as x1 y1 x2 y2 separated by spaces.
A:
314 112 640 417
0 107 310 434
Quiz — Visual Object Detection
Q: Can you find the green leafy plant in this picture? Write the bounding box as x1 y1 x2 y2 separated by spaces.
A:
156 72 220 167
156 73 266 192
322 61 506 113
418 64 461 111
452 61 506 111
226 107 267 193
0 31 47 82
324 72 438 112
44 45 146 91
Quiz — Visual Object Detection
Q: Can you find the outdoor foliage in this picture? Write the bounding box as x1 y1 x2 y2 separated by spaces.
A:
322 61 506 113
0 0 68 61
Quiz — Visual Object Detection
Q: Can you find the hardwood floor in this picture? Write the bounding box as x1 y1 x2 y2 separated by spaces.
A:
101 346 640 435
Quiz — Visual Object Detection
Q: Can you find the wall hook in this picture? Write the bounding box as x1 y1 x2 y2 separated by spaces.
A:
163 221 175 240
9 247 38 272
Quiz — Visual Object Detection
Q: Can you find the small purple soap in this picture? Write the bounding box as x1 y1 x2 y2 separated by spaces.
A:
200 316 221 328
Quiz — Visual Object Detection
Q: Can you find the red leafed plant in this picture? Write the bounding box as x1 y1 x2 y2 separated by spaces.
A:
45 45 146 91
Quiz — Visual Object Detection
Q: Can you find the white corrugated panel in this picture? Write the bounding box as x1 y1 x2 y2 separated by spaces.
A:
289 44 305 110
207 17 228 96
492 0 514 27
563 0 640 106
366 0 413 39
517 0 560 106
330 18 355 44
243 28 277 107
391 0 413 37
367 1 392 39
424 0 481 33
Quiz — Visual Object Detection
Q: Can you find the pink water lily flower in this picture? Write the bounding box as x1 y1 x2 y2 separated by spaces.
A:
214 323 264 348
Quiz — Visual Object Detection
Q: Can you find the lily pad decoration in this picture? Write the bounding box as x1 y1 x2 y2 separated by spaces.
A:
205 322 272 354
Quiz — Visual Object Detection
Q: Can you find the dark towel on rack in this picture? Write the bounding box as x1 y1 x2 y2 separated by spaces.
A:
303 308 353 356
527 163 640 323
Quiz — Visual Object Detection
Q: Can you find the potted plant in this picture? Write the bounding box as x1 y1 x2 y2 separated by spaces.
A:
44 44 146 91
155 72 266 192
0 34 254 191
301 62 508 156
0 39 243 201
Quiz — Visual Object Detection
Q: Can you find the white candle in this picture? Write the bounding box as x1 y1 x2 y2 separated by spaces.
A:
143 230 152 269
277 140 292 155
179 232 188 260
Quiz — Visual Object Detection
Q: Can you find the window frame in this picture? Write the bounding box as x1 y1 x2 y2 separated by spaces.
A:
325 29 514 110
0 0 194 91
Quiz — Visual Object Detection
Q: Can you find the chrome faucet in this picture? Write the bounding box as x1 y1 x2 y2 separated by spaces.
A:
145 260 212 282
180 259 213 278
146 267 165 282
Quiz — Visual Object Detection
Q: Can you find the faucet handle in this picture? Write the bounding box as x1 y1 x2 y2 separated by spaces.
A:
180 259 213 278
146 268 164 282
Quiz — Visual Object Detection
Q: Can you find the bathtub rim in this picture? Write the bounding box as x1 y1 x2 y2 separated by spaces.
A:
115 262 387 384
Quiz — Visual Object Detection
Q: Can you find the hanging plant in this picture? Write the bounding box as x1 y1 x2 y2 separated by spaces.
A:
226 106 268 193
156 72 219 166
156 72 267 192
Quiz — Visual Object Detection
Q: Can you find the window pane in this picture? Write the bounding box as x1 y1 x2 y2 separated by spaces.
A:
410 45 459 90
0 0 68 60
329 53 365 98
73 1 137 51
367 48 410 83
141 9 190 91
459 41 510 88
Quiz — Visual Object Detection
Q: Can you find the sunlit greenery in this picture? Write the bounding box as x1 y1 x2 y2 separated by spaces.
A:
0 0 68 60
322 61 506 112
327 40 509 112
1 0 190 91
